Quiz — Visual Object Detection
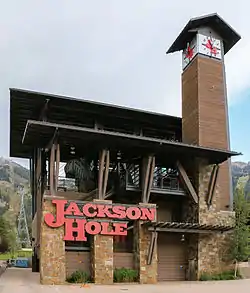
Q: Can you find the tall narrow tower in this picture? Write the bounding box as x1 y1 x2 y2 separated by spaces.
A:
17 186 31 248
167 13 241 210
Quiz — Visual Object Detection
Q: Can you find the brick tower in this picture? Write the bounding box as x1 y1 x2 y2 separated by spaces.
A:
167 13 241 210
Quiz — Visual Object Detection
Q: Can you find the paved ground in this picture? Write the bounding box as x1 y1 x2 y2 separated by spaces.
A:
0 268 250 293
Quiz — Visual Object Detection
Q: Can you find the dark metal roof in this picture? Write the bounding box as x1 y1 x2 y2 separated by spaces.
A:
145 221 234 233
22 120 240 164
167 13 241 54
9 88 182 159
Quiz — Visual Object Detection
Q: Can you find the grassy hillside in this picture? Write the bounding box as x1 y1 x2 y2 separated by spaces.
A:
232 161 250 198
0 157 31 252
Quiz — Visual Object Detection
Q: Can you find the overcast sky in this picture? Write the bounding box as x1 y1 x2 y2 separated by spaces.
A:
1 1 249 167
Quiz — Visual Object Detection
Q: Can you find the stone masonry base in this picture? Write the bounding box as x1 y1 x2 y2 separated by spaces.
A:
40 199 66 285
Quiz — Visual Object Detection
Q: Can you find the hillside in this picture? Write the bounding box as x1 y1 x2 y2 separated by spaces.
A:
0 157 29 188
232 161 250 196
0 158 31 251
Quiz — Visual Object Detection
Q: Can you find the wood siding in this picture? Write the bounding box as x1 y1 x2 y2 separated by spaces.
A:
113 252 134 269
65 251 91 277
156 200 183 222
182 56 231 210
158 233 187 281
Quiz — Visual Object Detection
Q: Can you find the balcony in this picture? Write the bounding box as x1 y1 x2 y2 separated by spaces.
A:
125 164 186 196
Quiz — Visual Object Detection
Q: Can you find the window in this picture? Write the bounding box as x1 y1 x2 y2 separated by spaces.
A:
113 229 133 252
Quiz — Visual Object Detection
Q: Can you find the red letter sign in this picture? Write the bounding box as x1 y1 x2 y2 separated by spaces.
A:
44 200 67 228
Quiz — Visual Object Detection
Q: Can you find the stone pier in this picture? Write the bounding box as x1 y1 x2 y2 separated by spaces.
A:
40 198 66 285
91 200 113 284
134 203 157 284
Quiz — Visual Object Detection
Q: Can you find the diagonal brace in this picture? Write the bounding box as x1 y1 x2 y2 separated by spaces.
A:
176 161 198 204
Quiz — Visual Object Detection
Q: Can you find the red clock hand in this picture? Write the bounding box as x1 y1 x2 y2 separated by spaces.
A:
206 39 213 50
185 44 194 60
205 39 217 56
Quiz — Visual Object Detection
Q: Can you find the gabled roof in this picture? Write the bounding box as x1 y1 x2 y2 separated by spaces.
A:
167 13 241 54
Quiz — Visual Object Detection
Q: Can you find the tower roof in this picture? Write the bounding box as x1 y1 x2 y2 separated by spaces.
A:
167 13 241 55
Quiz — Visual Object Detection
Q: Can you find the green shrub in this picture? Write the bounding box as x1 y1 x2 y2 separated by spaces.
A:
66 270 91 283
113 267 138 283
200 270 241 281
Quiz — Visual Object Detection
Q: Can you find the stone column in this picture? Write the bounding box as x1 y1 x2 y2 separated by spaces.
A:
197 160 235 278
91 199 113 284
40 198 66 285
134 203 157 284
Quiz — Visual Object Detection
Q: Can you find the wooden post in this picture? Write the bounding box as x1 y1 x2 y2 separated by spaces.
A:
55 143 60 191
98 150 106 199
146 156 155 203
49 144 55 195
36 149 42 246
142 156 152 203
141 155 155 203
102 150 110 198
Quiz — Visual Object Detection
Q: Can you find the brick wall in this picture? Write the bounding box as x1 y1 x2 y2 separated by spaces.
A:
182 55 231 211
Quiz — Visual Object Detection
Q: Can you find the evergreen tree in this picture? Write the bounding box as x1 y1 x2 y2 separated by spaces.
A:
230 187 250 275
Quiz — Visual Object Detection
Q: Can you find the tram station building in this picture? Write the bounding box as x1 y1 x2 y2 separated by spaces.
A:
9 13 241 284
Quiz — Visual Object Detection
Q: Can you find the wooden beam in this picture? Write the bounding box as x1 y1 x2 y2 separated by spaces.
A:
55 143 60 191
45 129 58 152
141 156 152 202
104 187 114 200
98 149 107 200
146 156 155 203
148 227 231 234
49 144 55 195
207 164 219 207
147 231 158 265
148 227 211 233
102 150 110 198
36 149 42 245
98 150 110 199
176 161 198 204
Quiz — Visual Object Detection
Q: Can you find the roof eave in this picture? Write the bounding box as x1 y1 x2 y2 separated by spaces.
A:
166 13 241 55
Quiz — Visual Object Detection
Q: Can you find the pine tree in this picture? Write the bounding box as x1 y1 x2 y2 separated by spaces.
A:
230 187 250 276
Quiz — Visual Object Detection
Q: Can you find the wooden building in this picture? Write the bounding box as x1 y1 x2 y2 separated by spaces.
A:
9 13 241 284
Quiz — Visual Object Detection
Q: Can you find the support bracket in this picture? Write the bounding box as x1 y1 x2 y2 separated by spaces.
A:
176 161 198 204
147 230 158 265
206 164 220 208
141 155 155 203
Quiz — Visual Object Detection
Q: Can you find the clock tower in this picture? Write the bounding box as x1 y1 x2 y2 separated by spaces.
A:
167 13 241 211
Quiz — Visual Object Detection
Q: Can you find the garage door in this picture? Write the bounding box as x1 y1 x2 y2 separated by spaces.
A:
158 233 187 281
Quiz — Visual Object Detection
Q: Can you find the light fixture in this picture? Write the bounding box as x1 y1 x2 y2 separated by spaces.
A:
117 150 122 160
70 146 75 155
181 234 185 242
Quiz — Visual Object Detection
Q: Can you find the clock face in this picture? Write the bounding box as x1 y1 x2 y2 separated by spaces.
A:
198 34 222 60
182 37 197 70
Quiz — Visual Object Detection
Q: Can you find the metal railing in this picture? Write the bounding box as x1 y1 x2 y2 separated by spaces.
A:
126 164 185 194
